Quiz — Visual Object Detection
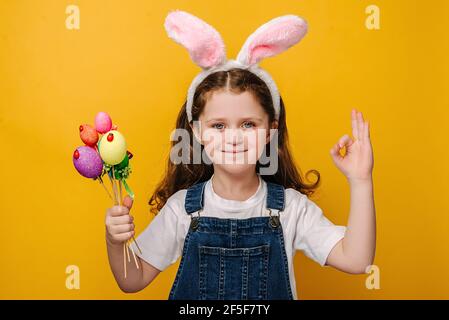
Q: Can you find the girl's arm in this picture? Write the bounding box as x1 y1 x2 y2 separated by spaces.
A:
325 109 376 274
325 177 376 274
105 196 161 292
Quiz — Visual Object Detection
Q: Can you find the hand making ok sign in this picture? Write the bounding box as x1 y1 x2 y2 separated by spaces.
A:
330 109 374 182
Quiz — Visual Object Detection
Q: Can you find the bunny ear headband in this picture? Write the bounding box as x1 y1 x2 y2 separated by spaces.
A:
164 10 308 123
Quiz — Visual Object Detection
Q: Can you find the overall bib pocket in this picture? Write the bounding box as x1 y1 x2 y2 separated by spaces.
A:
198 244 270 300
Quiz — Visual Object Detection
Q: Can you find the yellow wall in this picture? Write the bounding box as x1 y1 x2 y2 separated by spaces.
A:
0 0 448 299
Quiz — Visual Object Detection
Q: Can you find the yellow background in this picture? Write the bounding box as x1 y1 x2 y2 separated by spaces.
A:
0 0 448 299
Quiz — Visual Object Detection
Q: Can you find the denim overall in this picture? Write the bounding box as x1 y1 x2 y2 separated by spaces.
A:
168 180 294 300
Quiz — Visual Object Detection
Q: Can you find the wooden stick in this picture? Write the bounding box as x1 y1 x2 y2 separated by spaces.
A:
126 240 130 263
123 242 127 279
115 180 121 206
112 167 121 206
98 176 113 201
131 236 143 255
119 179 123 204
129 243 140 270
108 172 118 205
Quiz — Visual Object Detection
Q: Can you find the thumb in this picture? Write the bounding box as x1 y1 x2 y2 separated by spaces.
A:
330 143 343 161
122 195 134 211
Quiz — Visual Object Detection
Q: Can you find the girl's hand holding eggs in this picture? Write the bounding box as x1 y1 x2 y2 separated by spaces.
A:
105 196 135 245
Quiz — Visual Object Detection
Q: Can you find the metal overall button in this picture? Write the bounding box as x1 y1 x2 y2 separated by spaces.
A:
268 209 280 228
190 210 201 231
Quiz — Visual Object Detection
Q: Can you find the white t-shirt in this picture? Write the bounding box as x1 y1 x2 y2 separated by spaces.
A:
131 173 346 300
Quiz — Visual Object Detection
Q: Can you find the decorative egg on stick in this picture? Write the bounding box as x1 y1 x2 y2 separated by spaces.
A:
73 146 103 178
79 124 99 148
95 111 112 134
98 130 127 166
72 145 112 200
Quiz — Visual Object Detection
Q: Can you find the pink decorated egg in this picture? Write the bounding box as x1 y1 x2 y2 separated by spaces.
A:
95 112 112 134
79 124 98 147
73 146 103 178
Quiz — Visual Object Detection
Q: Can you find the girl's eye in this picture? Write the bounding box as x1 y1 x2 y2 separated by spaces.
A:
212 123 225 130
211 122 255 130
242 121 255 129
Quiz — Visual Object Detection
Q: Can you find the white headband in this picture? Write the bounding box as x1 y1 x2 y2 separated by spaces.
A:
164 10 308 123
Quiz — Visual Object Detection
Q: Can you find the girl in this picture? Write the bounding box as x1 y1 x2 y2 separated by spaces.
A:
105 10 375 300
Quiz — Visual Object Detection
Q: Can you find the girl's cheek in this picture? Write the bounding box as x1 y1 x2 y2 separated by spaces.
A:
245 128 267 149
202 129 222 147
202 131 224 160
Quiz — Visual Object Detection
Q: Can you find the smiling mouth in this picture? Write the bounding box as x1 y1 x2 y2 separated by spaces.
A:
221 150 248 154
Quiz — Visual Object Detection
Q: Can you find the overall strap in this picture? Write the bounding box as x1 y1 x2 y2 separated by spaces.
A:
184 181 207 215
265 181 286 211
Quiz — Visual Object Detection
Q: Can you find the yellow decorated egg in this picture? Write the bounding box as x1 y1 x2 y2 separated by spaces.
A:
98 130 127 165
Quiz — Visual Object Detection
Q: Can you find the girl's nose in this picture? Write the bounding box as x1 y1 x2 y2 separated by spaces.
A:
223 128 244 144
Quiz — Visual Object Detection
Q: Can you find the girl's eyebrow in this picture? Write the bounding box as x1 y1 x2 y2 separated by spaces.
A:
206 117 264 123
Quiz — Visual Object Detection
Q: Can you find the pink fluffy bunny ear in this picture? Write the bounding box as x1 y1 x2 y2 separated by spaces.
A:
164 10 226 69
237 15 308 66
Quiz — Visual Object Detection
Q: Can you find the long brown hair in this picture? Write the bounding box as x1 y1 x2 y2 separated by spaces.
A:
148 68 320 215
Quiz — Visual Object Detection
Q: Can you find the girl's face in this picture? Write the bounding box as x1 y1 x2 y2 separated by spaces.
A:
192 89 278 174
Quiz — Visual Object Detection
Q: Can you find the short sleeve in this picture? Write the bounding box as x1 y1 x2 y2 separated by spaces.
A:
129 199 185 271
294 196 346 267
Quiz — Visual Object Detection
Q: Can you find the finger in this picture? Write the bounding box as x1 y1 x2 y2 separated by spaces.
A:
110 214 134 225
351 109 359 140
364 120 370 140
338 134 354 149
123 195 134 211
357 111 365 142
330 143 342 160
113 231 135 243
108 205 129 217
110 223 135 234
